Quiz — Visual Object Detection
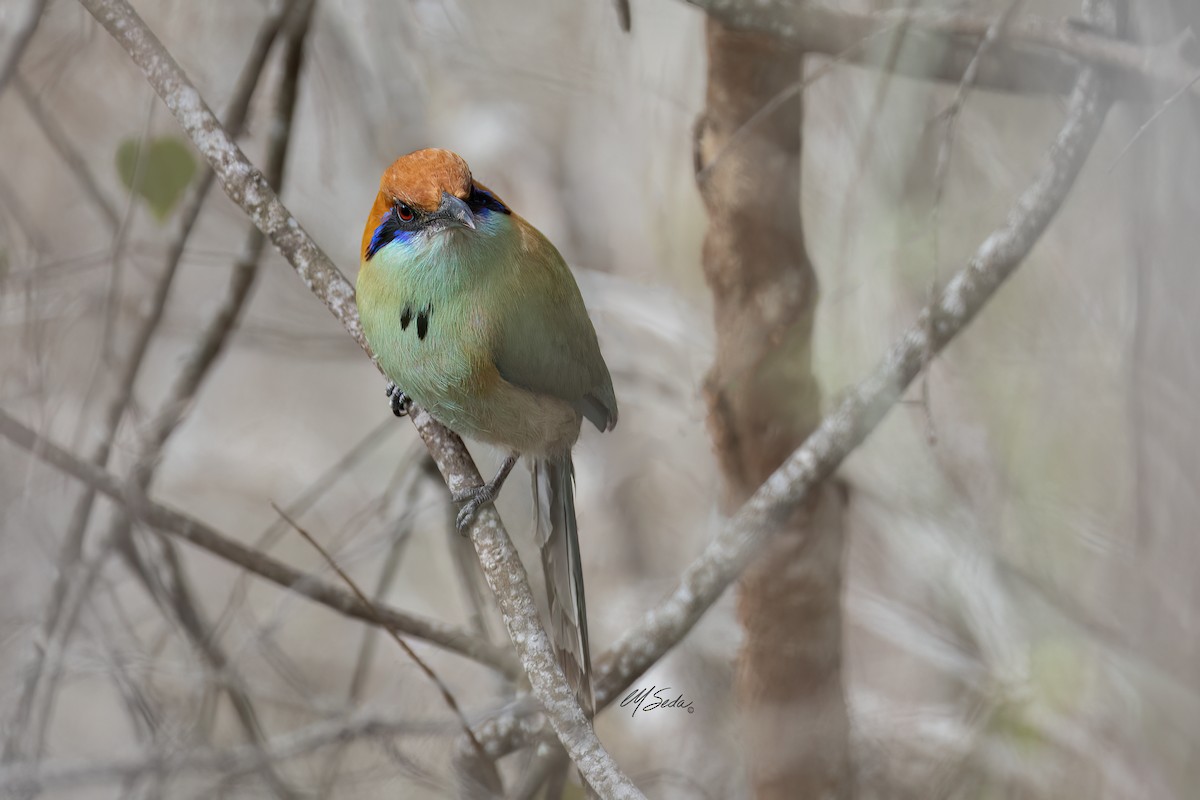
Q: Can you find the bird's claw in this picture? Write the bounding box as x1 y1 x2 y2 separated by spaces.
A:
450 456 517 533
452 483 499 533
385 381 412 417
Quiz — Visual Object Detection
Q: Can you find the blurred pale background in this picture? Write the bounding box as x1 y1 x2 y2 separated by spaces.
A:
1 0 1197 798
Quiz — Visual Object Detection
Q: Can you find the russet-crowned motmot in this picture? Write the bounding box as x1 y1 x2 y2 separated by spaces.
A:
356 148 617 719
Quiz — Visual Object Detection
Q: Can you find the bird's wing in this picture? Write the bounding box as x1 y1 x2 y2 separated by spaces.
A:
490 222 617 432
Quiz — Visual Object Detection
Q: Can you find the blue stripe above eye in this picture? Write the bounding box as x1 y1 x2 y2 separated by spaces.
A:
367 209 414 259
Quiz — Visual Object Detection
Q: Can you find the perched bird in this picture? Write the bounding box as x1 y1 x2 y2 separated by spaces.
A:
356 148 617 722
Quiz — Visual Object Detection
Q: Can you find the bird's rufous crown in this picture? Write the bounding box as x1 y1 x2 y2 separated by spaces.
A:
378 148 473 212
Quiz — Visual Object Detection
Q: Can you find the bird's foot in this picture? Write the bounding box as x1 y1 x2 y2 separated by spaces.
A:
451 454 519 533
385 381 412 417
452 483 501 532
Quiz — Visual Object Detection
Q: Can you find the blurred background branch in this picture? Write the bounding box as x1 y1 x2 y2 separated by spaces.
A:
0 408 518 674
1 0 1197 798
685 1 1192 99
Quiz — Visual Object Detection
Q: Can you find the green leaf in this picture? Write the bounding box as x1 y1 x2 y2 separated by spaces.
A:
116 136 197 222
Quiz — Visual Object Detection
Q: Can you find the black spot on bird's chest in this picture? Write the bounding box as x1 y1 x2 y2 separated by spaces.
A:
400 303 432 341
417 305 431 340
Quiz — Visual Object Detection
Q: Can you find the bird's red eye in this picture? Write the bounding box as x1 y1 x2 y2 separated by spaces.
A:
396 203 414 222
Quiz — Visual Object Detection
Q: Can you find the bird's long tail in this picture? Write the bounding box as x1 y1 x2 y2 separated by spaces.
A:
534 456 594 720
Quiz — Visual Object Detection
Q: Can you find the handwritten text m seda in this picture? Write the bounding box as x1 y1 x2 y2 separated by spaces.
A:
620 686 695 717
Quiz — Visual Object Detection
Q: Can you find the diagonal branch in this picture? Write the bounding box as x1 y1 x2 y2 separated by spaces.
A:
0 407 519 677
593 0 1118 713
68 3 640 795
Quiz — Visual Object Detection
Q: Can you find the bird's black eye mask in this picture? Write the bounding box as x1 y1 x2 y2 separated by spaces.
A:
367 203 416 259
466 185 510 216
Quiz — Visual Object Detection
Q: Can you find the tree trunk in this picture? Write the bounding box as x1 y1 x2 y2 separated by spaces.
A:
694 18 852 799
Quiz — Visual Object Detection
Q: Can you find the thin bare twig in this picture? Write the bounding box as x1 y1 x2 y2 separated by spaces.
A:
212 417 399 636
348 461 430 699
0 171 44 254
504 743 569 800
850 0 920 192
694 18 906 186
4 81 150 753
933 0 1027 207
0 0 47 96
3 0 302 766
1107 69 1200 172
315 462 428 796
271 504 502 795
445 472 497 643
923 0 1025 446
0 408 519 676
829 0 919 364
13 76 120 231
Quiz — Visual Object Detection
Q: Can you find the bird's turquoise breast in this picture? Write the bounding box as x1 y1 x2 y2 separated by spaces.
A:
357 233 496 435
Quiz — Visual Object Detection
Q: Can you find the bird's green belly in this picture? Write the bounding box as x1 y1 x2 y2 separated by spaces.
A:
366 313 580 454
377 328 474 423
361 306 492 444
